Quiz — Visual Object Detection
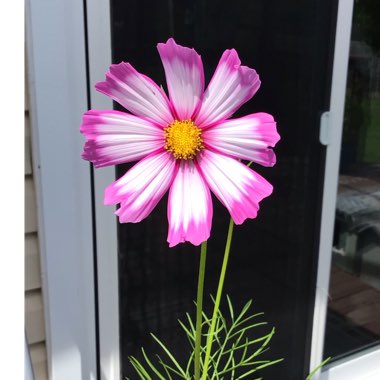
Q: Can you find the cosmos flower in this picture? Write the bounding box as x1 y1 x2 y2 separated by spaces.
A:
81 38 279 247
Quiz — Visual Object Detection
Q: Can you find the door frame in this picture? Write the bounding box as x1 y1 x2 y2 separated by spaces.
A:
85 1 120 379
309 0 354 372
310 0 380 378
86 0 380 378
26 0 98 378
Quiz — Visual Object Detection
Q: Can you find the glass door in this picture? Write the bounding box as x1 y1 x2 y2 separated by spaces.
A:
108 1 338 379
323 0 380 365
86 0 380 378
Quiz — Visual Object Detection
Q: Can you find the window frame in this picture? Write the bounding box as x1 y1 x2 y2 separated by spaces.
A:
85 0 120 379
320 345 380 380
26 0 98 378
310 0 380 378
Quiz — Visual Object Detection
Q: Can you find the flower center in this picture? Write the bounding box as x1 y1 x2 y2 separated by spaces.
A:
164 120 203 159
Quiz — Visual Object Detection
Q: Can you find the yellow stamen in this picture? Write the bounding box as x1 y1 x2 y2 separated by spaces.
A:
164 119 203 160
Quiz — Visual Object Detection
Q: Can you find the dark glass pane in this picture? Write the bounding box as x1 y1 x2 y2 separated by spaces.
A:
111 1 337 378
324 0 380 361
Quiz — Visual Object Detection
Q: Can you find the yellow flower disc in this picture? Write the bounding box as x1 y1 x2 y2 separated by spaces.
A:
164 120 204 159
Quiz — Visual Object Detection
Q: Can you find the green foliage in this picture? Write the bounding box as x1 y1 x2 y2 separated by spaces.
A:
127 296 282 379
306 357 331 380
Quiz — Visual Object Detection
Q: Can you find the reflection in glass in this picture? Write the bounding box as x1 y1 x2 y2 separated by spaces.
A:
324 1 380 360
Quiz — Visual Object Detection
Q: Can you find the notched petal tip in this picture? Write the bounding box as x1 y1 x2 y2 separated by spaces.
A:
167 237 208 248
158 37 176 47
262 149 277 167
157 36 204 121
94 80 109 96
223 48 240 62
167 161 212 247
158 37 200 55
103 185 118 206
271 129 281 147
195 47 262 127
95 62 131 88
269 151 277 166
198 150 273 225
239 66 261 95
254 112 275 123
93 61 173 125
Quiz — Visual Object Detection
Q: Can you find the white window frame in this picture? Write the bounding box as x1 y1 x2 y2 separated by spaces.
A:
26 0 98 379
27 0 120 379
320 345 380 380
86 1 120 379
310 0 380 378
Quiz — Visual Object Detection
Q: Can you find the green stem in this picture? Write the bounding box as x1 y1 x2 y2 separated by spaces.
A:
194 241 208 380
201 218 234 380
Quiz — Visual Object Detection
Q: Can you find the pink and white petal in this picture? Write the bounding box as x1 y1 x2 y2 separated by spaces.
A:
167 160 212 247
105 151 176 223
81 110 165 167
202 112 280 167
194 49 261 128
95 62 174 126
197 150 273 224
157 38 204 120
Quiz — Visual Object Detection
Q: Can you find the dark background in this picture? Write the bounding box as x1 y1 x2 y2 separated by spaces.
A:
110 1 338 378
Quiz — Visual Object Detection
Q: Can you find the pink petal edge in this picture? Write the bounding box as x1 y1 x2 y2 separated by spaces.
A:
197 150 273 225
195 49 261 128
80 110 165 167
157 38 205 121
105 151 177 223
202 112 280 166
95 62 174 126
167 160 212 247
